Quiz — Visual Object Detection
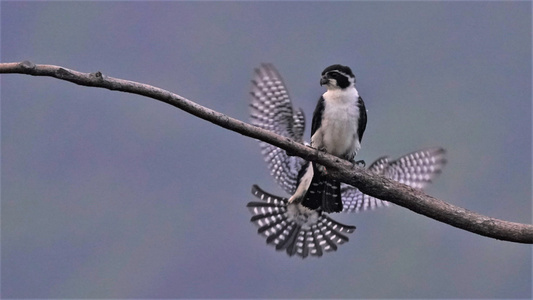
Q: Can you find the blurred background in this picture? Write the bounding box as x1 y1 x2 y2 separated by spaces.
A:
2 2 531 298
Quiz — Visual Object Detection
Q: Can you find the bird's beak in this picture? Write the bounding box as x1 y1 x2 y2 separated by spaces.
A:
320 76 329 86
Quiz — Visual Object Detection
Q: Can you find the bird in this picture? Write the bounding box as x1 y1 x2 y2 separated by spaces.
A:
288 64 367 213
248 63 446 258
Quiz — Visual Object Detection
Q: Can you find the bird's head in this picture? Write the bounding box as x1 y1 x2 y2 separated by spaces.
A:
320 64 356 90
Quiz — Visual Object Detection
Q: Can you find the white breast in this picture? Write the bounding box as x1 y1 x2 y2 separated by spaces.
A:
312 88 361 160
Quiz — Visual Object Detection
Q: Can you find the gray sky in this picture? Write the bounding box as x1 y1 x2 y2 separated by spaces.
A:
2 1 531 298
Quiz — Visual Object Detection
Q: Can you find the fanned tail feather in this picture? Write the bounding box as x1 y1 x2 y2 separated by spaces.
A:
247 184 355 258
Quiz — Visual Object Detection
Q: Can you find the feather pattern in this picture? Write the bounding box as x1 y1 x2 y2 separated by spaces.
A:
250 63 306 194
247 185 356 258
247 64 446 257
341 148 447 212
250 64 446 213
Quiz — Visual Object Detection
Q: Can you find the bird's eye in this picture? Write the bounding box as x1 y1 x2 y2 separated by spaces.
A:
329 72 338 77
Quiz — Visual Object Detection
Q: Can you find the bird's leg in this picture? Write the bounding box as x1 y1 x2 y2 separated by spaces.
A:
315 146 328 174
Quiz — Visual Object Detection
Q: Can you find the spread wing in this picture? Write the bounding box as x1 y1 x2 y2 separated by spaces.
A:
341 148 447 212
247 185 356 258
250 63 306 194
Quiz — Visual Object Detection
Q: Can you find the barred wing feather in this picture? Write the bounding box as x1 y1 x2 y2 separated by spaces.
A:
250 64 306 195
341 148 446 212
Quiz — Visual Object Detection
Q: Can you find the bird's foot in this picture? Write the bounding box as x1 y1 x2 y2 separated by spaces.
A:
316 164 327 174
353 160 366 168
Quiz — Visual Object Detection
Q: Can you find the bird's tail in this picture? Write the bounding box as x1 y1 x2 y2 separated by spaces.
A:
301 163 343 213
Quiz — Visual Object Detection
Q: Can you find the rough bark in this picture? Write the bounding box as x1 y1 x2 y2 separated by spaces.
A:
1 61 531 243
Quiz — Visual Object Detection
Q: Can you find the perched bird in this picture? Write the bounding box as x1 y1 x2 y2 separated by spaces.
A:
248 64 446 258
289 64 367 213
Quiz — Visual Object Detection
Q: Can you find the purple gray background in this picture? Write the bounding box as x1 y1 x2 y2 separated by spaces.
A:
2 1 531 298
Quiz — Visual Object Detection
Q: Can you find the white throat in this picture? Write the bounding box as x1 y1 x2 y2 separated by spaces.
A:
323 87 359 103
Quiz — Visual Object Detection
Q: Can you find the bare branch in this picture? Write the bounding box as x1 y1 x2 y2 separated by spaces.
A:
1 61 531 243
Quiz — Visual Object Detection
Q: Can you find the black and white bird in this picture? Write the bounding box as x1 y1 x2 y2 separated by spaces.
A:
248 64 446 258
288 64 367 213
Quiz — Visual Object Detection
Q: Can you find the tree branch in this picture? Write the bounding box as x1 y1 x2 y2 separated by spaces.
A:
2 61 531 244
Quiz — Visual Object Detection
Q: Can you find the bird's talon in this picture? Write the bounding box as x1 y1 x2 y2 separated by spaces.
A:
354 160 366 168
